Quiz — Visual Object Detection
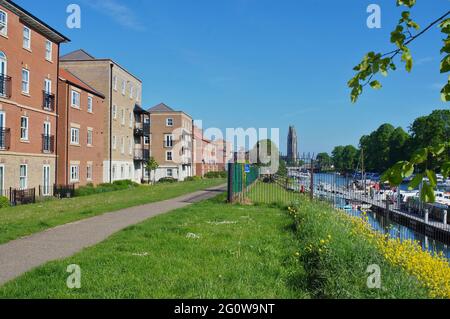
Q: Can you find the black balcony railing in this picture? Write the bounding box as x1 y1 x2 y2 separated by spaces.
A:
42 134 55 153
0 75 11 98
43 91 55 111
134 149 150 161
134 123 150 137
0 128 10 150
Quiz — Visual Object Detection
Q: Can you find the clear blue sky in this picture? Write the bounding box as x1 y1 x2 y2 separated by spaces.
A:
16 0 449 154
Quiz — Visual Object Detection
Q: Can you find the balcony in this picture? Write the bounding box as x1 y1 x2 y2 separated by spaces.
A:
42 134 55 153
0 128 10 150
43 91 55 111
0 75 12 99
134 123 150 137
134 148 150 162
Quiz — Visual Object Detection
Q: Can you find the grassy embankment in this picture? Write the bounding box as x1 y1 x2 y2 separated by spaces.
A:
0 178 225 245
0 181 435 299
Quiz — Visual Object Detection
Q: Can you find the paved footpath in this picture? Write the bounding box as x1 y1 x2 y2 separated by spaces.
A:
0 185 226 286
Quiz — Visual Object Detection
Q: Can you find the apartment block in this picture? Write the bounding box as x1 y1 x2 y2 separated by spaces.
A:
193 125 219 177
147 103 193 181
0 0 69 195
60 50 144 183
57 68 106 186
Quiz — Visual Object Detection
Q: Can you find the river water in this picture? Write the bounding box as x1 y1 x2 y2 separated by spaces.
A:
314 173 450 260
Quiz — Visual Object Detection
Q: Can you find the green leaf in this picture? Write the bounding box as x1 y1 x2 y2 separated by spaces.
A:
370 80 382 89
426 169 438 188
408 173 423 190
402 162 414 178
441 55 450 73
442 162 450 179
410 148 428 164
420 182 435 203
429 144 446 156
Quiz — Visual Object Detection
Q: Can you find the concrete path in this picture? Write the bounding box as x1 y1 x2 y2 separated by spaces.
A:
0 185 226 286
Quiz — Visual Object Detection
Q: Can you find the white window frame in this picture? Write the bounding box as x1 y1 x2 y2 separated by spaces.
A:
21 69 30 94
87 96 93 113
20 116 29 140
87 129 93 146
121 137 125 154
164 134 173 148
0 10 8 36
70 127 80 145
166 151 173 162
121 165 125 179
42 165 51 196
19 164 27 190
129 111 133 128
23 26 31 50
71 90 80 108
113 76 118 91
70 165 79 183
166 118 174 127
121 109 125 125
130 84 134 99
129 138 133 155
87 164 93 181
121 80 126 95
45 40 52 61
144 136 150 145
167 168 173 177
112 104 117 119
112 136 117 150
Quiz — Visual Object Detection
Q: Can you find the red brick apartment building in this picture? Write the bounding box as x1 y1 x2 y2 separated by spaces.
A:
57 69 105 186
0 0 69 195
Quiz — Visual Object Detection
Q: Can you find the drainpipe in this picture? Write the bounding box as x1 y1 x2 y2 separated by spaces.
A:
109 63 113 183
55 43 60 187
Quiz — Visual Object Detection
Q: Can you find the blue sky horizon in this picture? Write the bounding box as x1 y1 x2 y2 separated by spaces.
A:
15 0 449 154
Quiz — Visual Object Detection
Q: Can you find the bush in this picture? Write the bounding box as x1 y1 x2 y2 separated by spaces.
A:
204 171 227 179
286 200 429 298
74 180 140 197
0 196 10 209
185 176 202 182
158 177 178 184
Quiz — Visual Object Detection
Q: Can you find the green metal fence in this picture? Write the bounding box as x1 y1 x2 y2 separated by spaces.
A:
227 163 259 203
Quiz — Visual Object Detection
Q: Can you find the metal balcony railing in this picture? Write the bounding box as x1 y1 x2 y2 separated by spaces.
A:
0 128 10 150
0 75 12 98
134 149 150 161
43 91 55 111
42 134 55 153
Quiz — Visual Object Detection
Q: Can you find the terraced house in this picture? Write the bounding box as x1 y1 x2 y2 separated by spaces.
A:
147 103 193 181
57 68 106 186
60 50 145 183
0 0 69 196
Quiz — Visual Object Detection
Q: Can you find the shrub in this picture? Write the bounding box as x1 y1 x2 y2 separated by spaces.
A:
0 196 10 209
185 176 202 182
204 171 227 179
158 177 178 183
74 180 139 197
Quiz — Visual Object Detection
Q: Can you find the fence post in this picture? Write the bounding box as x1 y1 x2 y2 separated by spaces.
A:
443 210 447 225
310 159 314 201
424 209 429 224
227 163 234 203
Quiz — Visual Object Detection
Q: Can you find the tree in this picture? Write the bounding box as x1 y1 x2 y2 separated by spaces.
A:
332 145 359 173
348 2 450 103
277 159 287 177
146 157 159 184
388 127 410 166
349 1 450 202
249 139 279 167
316 152 332 171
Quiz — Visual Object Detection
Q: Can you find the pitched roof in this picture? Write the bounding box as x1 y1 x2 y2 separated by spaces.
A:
59 68 105 98
60 49 96 61
148 103 176 113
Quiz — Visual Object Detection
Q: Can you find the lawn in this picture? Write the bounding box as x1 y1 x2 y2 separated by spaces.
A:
0 179 225 245
0 194 307 299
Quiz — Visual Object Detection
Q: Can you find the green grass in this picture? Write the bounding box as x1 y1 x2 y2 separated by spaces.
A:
0 195 307 299
247 181 302 205
0 179 225 245
289 198 430 299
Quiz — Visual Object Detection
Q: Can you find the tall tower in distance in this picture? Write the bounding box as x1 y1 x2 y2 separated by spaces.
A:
287 126 298 165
